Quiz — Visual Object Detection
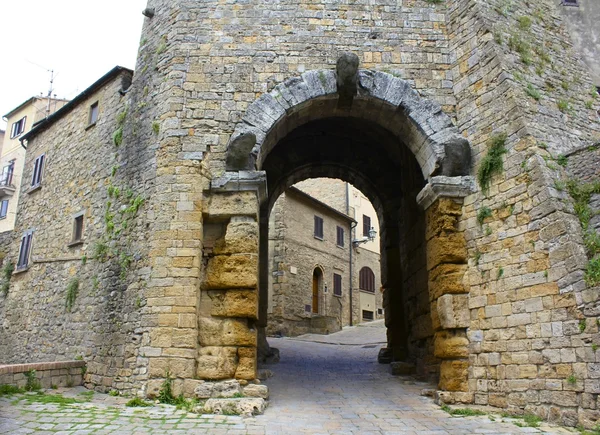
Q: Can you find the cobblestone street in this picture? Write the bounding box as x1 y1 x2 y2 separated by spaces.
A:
0 321 577 434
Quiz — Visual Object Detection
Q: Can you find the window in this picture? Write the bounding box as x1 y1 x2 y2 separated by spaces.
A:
377 308 383 315
362 310 374 321
10 117 26 138
17 230 33 270
333 273 342 297
0 200 8 219
562 0 578 5
72 214 84 243
336 226 344 247
89 102 99 125
1 161 14 186
314 215 324 239
31 154 45 187
359 267 376 292
363 215 371 237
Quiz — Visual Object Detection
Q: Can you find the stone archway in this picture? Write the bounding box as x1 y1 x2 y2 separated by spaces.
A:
206 59 475 394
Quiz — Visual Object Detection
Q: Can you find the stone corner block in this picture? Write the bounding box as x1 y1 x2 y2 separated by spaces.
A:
437 294 470 329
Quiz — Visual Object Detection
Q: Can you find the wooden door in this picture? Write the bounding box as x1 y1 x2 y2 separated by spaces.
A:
312 271 319 314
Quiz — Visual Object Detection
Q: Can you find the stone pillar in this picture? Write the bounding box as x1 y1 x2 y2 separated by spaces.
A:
198 171 266 381
417 176 474 393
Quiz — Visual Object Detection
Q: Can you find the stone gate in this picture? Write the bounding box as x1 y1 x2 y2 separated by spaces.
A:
2 0 600 429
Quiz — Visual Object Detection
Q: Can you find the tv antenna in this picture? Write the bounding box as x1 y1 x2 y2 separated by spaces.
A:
25 60 58 117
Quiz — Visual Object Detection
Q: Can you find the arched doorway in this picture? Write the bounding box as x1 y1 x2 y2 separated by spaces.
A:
312 267 322 315
222 66 474 390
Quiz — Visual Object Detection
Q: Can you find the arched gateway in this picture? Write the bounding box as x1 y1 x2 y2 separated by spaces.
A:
204 56 475 394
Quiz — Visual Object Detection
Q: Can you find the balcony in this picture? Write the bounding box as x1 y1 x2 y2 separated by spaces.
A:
0 174 16 196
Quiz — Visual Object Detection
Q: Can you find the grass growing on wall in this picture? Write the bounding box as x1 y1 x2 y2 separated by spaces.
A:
65 278 79 312
477 133 508 195
567 180 600 286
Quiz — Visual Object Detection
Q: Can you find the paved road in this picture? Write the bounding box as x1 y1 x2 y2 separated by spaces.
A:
0 321 575 434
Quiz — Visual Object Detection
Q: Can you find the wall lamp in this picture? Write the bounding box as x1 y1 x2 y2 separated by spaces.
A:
352 227 377 247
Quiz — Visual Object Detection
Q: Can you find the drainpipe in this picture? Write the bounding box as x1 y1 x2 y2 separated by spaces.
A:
346 182 353 326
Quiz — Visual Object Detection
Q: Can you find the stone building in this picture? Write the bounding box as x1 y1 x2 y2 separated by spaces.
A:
267 186 355 336
0 97 68 232
1 0 600 428
293 177 384 324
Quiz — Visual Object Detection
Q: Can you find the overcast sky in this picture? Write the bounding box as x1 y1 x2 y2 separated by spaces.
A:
0 0 148 129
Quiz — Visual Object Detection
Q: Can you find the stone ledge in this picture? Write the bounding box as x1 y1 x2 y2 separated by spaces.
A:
0 360 85 375
416 176 475 210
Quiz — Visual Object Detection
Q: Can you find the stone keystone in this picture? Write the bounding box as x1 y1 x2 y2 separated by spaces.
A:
336 52 359 109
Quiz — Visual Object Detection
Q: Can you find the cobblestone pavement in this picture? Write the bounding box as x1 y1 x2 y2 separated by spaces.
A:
0 321 577 434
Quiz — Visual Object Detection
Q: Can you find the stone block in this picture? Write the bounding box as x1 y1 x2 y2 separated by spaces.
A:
203 397 267 416
426 233 467 271
212 379 243 398
434 330 469 359
148 357 195 379
209 289 258 319
204 254 257 289
206 192 259 219
235 347 257 380
196 346 238 380
183 379 205 397
198 317 257 347
425 198 463 240
428 264 468 301
243 384 269 399
213 218 258 255
437 294 470 329
439 360 469 392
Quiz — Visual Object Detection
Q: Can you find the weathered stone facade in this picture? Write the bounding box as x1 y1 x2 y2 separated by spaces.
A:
267 187 354 336
0 0 599 428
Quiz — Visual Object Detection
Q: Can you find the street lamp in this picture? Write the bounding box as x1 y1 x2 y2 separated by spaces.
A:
352 227 377 247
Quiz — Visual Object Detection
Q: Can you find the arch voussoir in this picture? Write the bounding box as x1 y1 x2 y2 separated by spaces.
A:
226 68 471 180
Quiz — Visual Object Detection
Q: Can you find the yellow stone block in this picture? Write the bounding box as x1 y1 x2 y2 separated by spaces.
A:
434 330 469 359
209 289 258 319
204 254 257 289
439 360 469 392
235 347 257 380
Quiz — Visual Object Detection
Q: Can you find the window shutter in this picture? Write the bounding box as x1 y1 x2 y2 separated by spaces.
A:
363 215 371 237
359 267 375 292
314 216 323 239
333 273 342 296
336 226 344 246
31 159 39 185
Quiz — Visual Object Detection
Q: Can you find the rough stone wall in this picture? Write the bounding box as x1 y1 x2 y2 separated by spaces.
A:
446 0 600 427
0 70 158 394
267 190 354 336
566 145 600 183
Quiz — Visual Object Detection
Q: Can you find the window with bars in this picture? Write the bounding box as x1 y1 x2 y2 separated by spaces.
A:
333 273 342 297
314 215 324 239
17 230 33 270
359 267 375 292
0 200 8 219
10 117 26 138
363 215 371 237
336 226 344 247
31 154 45 188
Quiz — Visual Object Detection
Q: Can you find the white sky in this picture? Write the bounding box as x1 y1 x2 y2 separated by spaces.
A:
0 0 148 129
